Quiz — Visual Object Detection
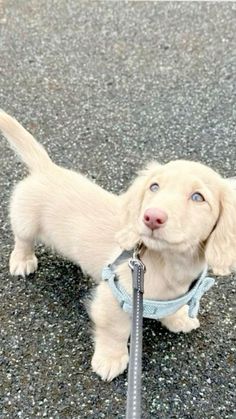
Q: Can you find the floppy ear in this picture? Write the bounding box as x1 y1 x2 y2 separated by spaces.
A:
205 182 236 275
116 175 148 250
116 162 161 250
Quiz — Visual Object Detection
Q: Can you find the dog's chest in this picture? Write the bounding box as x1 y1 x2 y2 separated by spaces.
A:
116 253 205 301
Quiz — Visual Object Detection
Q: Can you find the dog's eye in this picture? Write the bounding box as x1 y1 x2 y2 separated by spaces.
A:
150 183 159 192
191 192 205 202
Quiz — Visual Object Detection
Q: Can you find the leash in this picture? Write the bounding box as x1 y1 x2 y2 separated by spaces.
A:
126 244 146 419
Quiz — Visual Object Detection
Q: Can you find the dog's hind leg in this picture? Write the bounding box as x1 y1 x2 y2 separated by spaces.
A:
9 179 41 277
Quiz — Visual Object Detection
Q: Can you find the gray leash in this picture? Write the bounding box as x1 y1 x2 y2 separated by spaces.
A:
126 245 146 419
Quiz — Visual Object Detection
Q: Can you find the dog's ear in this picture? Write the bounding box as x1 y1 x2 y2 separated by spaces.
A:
116 162 161 250
205 182 236 275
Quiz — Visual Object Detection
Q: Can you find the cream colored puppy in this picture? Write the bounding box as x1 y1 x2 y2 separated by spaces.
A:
0 111 235 382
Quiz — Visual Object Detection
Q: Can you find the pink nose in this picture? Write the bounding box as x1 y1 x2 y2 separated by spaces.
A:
143 208 168 230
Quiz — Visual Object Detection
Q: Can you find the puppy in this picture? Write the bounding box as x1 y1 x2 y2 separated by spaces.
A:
0 111 236 381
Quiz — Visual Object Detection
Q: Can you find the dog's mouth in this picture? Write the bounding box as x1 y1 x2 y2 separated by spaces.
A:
140 233 197 255
141 233 184 247
139 224 185 245
138 223 191 252
137 218 192 251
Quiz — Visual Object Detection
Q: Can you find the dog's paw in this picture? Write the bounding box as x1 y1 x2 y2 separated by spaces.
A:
9 251 38 277
162 315 200 333
212 266 231 276
92 350 129 381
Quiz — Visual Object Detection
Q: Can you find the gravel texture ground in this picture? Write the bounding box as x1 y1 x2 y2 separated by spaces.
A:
0 1 235 418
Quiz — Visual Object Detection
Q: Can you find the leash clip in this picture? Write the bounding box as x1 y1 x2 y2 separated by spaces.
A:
128 242 146 273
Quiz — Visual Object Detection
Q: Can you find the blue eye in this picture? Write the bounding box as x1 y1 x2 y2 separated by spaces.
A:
150 183 159 192
191 192 205 202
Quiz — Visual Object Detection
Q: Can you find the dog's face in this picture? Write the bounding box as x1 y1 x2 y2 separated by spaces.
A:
138 161 220 253
117 160 236 275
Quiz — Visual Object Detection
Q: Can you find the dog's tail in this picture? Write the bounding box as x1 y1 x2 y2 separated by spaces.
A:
0 110 53 172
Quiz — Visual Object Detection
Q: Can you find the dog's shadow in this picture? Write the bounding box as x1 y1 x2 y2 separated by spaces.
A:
22 246 92 343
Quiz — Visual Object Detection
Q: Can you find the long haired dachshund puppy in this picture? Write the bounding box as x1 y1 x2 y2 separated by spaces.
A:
0 111 235 381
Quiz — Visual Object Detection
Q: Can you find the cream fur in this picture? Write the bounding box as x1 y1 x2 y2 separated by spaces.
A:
1 111 236 381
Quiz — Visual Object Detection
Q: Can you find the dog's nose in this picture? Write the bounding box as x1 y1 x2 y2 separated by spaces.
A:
143 208 168 230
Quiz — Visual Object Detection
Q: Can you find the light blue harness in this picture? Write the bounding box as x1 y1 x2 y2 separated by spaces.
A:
102 259 215 319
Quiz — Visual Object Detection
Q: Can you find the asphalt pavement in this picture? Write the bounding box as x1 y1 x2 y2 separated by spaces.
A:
0 1 235 418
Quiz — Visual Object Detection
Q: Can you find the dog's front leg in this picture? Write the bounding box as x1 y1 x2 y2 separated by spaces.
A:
90 282 131 381
161 304 200 333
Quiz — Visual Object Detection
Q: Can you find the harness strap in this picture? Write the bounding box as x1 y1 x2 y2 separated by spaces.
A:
109 249 133 270
103 265 214 320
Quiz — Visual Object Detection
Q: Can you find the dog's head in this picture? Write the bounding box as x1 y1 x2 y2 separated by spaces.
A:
116 160 236 275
